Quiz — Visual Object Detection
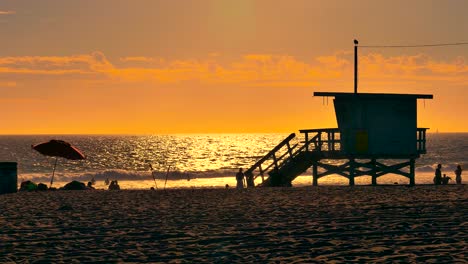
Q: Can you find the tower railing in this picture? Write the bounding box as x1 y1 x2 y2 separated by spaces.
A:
299 128 341 152
245 128 428 186
417 128 428 154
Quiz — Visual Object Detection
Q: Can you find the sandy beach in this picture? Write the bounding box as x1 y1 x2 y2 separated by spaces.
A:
0 185 466 263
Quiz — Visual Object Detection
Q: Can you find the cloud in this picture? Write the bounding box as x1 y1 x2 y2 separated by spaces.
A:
0 10 15 15
120 57 164 63
0 51 467 87
0 51 113 76
358 53 468 85
316 51 352 70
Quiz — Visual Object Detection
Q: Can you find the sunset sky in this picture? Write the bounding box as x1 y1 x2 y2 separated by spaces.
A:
0 0 467 134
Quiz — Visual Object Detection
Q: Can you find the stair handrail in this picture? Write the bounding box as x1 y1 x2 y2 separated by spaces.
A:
274 133 321 171
245 133 296 176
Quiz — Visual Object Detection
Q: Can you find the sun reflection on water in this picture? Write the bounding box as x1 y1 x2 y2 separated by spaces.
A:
2 133 467 188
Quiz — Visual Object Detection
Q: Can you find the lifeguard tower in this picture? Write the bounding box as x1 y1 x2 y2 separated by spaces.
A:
245 40 433 186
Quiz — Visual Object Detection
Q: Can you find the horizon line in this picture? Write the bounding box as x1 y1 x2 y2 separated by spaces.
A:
0 131 467 136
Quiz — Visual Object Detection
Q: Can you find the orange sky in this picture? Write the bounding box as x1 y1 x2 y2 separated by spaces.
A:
0 1 467 134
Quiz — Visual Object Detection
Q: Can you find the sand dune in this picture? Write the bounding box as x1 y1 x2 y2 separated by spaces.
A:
0 185 466 262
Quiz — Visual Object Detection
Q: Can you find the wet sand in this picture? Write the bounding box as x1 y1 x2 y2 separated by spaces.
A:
0 185 466 263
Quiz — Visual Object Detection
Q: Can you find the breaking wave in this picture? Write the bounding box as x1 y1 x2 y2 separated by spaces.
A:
19 168 239 184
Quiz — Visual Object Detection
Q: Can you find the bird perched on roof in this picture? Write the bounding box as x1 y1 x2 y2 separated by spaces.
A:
354 39 359 45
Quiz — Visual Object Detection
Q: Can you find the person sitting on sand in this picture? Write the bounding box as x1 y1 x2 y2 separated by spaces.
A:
441 174 451 185
37 183 48 191
19 180 38 192
87 181 95 190
455 165 462 185
434 164 442 185
108 180 115 190
108 180 121 190
236 168 245 189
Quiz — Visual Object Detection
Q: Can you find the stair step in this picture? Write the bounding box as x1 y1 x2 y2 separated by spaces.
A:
260 151 321 187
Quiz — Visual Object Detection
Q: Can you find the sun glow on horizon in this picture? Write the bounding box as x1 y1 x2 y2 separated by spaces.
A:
0 1 467 134
0 50 467 134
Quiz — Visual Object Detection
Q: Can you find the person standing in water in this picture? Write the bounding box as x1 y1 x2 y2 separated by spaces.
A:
236 168 245 189
455 165 463 185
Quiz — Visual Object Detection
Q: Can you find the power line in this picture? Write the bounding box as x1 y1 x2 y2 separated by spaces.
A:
360 42 468 48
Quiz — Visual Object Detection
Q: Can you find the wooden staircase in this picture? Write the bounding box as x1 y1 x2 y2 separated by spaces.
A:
260 151 322 187
244 129 339 187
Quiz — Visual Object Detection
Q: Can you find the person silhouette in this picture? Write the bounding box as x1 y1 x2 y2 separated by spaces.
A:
245 171 255 188
455 165 462 185
236 168 245 189
87 181 95 189
442 174 451 185
108 180 121 190
114 180 120 190
434 164 442 185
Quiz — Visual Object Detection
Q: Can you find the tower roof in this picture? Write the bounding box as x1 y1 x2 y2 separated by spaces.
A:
314 92 433 99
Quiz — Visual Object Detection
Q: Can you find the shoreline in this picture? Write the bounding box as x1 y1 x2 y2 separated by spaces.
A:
16 181 468 190
16 173 465 191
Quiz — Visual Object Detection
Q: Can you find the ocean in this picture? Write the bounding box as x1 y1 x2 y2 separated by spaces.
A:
0 133 466 189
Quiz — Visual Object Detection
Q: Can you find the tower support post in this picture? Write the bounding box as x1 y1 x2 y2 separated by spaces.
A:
349 159 355 186
312 163 318 186
371 158 377 185
409 158 415 186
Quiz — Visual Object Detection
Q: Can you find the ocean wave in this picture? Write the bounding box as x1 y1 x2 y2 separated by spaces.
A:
17 163 465 185
416 165 436 173
416 163 464 173
19 169 240 184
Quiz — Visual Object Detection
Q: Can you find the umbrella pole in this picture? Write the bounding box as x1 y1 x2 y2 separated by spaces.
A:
50 157 58 188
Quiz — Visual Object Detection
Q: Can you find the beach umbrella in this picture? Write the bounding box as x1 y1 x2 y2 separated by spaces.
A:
32 139 86 188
